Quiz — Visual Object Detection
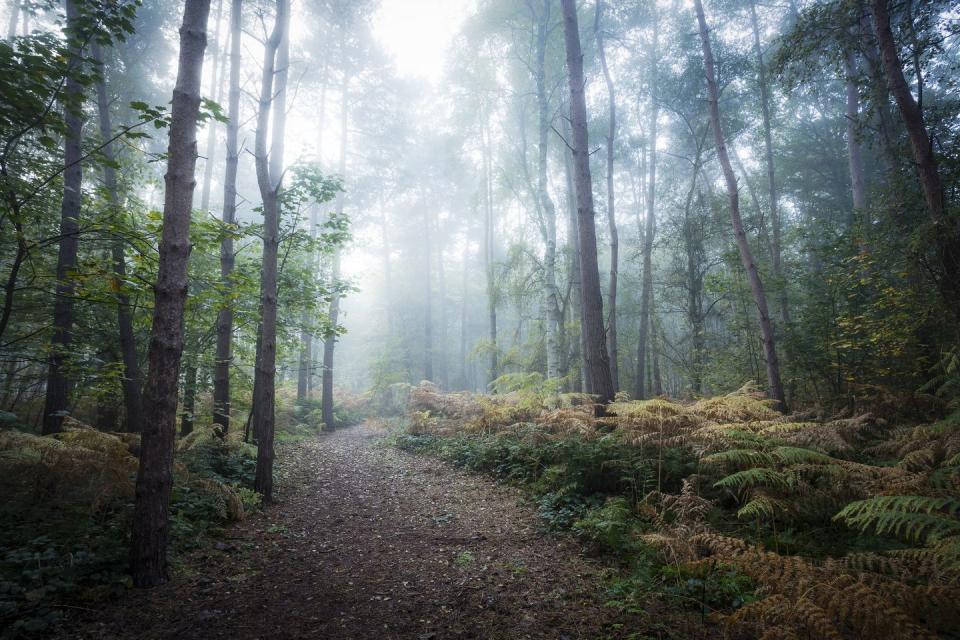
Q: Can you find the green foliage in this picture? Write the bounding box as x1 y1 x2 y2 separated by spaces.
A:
573 497 639 555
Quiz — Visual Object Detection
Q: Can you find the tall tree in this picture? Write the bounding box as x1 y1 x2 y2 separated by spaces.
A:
130 0 211 587
321 74 349 430
695 0 786 412
41 0 83 435
560 0 614 405
748 0 788 325
213 0 241 434
92 41 143 433
636 8 659 401
871 0 960 308
594 0 619 391
252 0 290 502
481 112 498 385
532 0 561 382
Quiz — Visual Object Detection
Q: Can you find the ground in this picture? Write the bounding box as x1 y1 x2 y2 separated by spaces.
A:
55 423 703 640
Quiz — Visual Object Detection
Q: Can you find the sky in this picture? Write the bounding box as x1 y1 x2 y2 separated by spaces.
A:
372 0 475 84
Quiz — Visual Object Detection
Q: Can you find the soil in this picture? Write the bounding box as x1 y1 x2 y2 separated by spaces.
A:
55 423 707 640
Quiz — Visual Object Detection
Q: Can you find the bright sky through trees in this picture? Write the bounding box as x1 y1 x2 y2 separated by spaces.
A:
373 0 474 83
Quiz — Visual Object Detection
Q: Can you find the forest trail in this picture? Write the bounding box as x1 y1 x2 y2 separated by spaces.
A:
57 423 665 640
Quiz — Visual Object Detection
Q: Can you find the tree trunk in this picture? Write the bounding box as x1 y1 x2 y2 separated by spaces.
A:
321 73 349 430
179 359 198 437
533 0 561 382
844 49 867 215
252 0 289 503
213 0 241 435
481 114 498 386
92 42 144 433
594 0 619 392
297 208 317 403
198 0 223 212
694 0 787 413
562 117 584 393
424 202 434 382
130 0 211 587
561 0 614 406
871 0 960 305
748 0 789 326
6 0 19 39
636 23 659 401
42 0 83 435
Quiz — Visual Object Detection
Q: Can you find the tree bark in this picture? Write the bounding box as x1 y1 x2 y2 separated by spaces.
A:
130 0 210 587
424 201 434 382
748 0 789 326
198 0 223 212
252 0 289 503
871 0 960 305
561 0 614 406
92 41 143 433
844 49 867 215
636 17 659 401
179 359 198 436
534 0 561 382
321 74 349 429
694 0 787 413
594 0 619 392
481 114 498 386
42 0 83 435
562 116 584 393
213 0 241 435
6 0 19 39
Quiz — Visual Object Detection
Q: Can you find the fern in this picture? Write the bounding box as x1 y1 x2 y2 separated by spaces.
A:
715 467 793 491
834 496 960 544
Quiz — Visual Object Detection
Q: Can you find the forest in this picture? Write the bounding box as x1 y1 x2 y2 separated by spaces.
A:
0 0 958 638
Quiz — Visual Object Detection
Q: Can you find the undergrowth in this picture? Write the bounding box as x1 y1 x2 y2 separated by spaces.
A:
0 420 258 638
394 381 960 639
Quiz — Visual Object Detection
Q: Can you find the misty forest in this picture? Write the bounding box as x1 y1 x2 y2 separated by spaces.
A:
1 0 959 637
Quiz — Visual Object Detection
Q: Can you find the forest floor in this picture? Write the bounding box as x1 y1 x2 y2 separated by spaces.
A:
51 422 702 640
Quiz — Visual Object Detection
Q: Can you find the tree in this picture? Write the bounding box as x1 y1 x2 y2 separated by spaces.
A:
41 0 83 435
694 0 787 412
594 0 619 392
560 0 614 405
130 0 211 587
871 0 960 311
212 0 241 434
321 72 349 430
252 0 290 502
92 41 143 432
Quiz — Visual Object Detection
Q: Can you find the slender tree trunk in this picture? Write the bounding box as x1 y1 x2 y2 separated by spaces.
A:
594 0 619 392
130 0 211 587
42 0 83 435
531 0 561 382
213 0 241 435
481 115 498 386
637 16 659 401
321 74 348 429
845 49 867 215
650 289 663 396
459 243 468 389
695 0 787 412
179 359 197 436
424 202 434 382
871 0 960 306
297 206 317 402
92 41 143 433
562 118 584 393
252 0 289 502
561 0 614 405
748 0 789 326
6 0 19 39
198 0 223 212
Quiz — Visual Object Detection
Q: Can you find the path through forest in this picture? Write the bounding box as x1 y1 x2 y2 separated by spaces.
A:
57 423 677 639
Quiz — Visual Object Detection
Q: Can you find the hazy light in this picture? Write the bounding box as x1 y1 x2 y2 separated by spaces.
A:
373 0 474 84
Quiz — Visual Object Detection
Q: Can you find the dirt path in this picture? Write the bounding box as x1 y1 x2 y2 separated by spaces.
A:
57 423 682 640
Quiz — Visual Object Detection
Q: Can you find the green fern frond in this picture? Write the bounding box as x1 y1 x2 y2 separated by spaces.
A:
834 496 960 544
702 448 773 469
715 467 793 491
737 494 785 520
770 446 833 465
